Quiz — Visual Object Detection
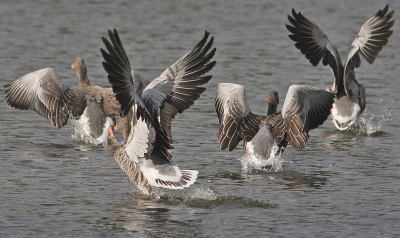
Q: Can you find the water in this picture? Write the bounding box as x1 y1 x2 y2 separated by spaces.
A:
1 0 400 237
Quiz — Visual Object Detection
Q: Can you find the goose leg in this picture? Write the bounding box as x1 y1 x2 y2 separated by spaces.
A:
109 126 117 144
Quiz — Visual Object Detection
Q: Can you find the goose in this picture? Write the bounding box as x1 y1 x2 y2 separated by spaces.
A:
101 29 216 194
4 57 121 145
286 5 395 130
215 83 334 170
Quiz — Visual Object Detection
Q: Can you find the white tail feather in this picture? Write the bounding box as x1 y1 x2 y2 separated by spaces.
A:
153 169 198 189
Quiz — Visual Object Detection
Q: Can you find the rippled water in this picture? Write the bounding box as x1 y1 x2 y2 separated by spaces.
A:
1 0 400 237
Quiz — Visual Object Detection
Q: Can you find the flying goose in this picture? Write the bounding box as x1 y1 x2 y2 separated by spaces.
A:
286 5 395 130
215 83 334 170
101 29 216 194
4 57 121 145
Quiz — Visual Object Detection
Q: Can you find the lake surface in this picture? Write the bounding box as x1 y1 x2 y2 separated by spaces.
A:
1 0 400 237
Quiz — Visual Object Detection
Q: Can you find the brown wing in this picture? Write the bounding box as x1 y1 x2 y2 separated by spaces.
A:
61 88 86 118
215 83 263 151
271 85 334 150
4 68 85 128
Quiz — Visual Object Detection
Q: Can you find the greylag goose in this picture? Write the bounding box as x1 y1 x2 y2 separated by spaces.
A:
215 83 334 170
4 57 121 145
101 29 216 194
286 5 395 130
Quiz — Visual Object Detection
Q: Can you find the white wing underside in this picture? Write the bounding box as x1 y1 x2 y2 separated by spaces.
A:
124 105 153 164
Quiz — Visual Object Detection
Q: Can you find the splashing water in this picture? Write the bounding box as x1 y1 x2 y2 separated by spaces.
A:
186 188 217 200
70 119 100 145
344 108 391 135
239 145 283 173
358 108 391 134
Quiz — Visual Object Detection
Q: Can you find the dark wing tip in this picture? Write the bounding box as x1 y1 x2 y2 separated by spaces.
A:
291 8 297 17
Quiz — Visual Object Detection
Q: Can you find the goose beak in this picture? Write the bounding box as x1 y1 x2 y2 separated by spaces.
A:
71 63 74 68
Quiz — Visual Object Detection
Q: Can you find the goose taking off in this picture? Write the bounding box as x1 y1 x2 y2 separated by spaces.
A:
286 5 395 130
4 57 121 145
215 83 334 170
101 29 216 194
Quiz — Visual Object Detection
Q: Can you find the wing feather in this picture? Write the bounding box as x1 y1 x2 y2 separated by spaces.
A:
101 29 216 162
343 5 395 89
140 31 216 159
4 68 85 128
101 29 150 121
122 105 155 164
101 87 121 117
215 83 262 151
273 85 334 150
286 9 344 92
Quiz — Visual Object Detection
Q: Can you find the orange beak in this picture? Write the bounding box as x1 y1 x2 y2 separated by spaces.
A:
71 63 74 68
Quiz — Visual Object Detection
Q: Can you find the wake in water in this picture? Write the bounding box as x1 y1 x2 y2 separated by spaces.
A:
239 145 283 173
139 186 217 202
134 187 274 209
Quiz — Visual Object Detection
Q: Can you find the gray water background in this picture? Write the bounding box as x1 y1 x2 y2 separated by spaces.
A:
1 0 400 237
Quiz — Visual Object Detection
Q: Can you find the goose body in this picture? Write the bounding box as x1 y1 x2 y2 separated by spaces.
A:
4 58 121 145
101 29 216 194
215 83 334 170
286 5 395 130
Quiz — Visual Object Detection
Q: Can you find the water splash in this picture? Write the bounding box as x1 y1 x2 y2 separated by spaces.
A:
70 119 108 145
185 188 217 200
71 119 97 145
342 107 392 135
357 108 391 135
148 187 217 201
239 145 283 173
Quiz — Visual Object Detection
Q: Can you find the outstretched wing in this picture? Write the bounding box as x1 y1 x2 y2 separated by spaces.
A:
101 29 150 121
270 85 334 150
101 29 216 162
215 83 263 151
343 5 395 88
140 30 216 160
286 9 344 92
4 68 85 128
